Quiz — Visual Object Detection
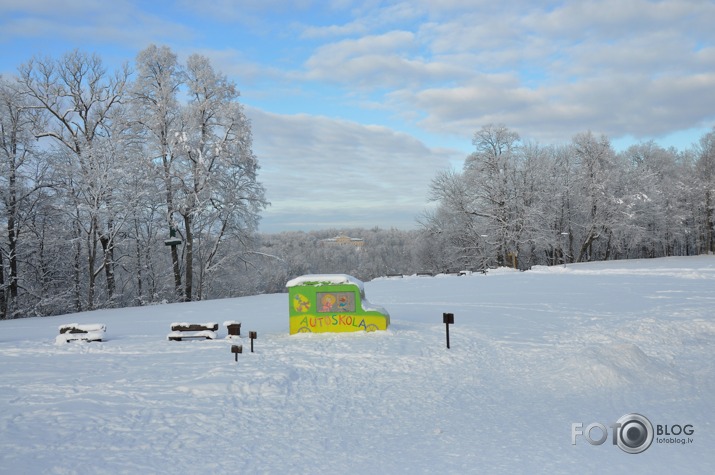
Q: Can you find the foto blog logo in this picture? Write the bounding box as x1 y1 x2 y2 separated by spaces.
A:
572 413 694 454
572 413 654 454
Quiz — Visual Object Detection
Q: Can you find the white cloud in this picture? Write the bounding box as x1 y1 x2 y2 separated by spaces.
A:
302 29 473 91
3 0 715 230
246 107 458 231
400 68 715 143
175 0 315 21
300 2 422 39
0 0 194 51
324 0 715 144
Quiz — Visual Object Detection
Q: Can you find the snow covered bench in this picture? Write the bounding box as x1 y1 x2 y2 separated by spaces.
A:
56 323 106 343
167 322 218 341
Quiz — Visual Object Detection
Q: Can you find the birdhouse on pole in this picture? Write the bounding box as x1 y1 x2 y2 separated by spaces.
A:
164 227 182 247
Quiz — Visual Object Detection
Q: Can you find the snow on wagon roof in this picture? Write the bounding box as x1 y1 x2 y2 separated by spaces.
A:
286 274 364 290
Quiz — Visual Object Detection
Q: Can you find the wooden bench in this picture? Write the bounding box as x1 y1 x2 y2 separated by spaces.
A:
167 322 218 341
56 323 106 343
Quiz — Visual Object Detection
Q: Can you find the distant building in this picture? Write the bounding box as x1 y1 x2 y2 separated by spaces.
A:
320 235 365 248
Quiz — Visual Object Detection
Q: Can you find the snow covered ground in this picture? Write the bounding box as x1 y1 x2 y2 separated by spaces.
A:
1 256 714 474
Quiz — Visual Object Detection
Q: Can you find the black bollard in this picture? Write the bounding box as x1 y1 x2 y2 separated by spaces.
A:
443 313 454 349
249 331 257 353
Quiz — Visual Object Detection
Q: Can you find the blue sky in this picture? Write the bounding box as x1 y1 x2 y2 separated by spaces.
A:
2 0 714 233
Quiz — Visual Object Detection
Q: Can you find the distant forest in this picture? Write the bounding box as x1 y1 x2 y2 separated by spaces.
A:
1 48 714 318
420 124 715 273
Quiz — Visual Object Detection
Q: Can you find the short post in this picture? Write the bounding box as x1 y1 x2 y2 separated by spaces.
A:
443 313 454 349
249 331 257 353
231 344 243 362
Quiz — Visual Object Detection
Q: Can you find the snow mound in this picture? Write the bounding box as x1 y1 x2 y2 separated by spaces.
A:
556 342 679 388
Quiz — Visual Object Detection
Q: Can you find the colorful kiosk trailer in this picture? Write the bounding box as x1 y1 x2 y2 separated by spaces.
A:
287 274 390 334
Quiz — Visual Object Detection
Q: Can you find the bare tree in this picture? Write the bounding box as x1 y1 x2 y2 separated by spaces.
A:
695 128 715 254
18 50 130 310
420 125 715 270
166 53 267 301
0 77 51 318
464 124 521 267
131 44 185 300
570 131 622 261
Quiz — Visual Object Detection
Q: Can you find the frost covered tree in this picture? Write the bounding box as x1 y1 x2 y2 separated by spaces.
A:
569 131 623 261
421 124 715 271
131 44 185 299
17 51 131 310
422 125 554 271
130 47 267 302
515 146 559 267
619 142 687 257
421 169 490 271
0 47 269 317
694 128 715 254
463 124 523 267
0 77 51 318
134 45 271 303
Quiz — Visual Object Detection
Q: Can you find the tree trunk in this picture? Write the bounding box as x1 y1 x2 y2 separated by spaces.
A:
3 152 19 319
134 232 143 306
171 243 183 301
73 220 83 313
0 249 5 319
183 214 193 302
100 231 116 302
163 165 183 300
87 224 97 310
707 190 714 254
577 229 597 262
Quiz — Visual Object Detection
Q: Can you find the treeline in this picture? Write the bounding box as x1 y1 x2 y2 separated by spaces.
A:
3 48 714 320
249 228 423 295
419 124 715 271
0 46 267 319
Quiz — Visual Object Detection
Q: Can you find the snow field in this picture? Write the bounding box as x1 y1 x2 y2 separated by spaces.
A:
0 256 714 474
